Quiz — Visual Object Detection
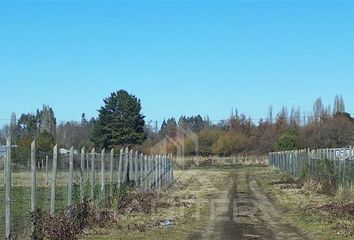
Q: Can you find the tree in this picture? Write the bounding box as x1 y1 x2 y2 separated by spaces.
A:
197 128 222 156
274 131 299 151
36 131 55 154
333 95 345 115
92 90 146 149
18 113 38 137
37 105 56 138
212 132 247 156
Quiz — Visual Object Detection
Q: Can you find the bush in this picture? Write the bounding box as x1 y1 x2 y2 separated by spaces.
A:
274 131 299 151
32 201 93 240
301 158 337 195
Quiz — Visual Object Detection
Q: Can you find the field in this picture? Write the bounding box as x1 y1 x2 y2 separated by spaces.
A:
1 162 354 239
0 170 113 239
81 165 354 240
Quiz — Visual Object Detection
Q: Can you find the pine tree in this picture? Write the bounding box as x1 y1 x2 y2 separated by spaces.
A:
91 90 146 149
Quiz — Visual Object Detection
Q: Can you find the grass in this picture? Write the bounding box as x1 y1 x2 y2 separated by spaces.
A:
81 169 231 240
260 169 354 240
1 164 353 239
0 170 117 239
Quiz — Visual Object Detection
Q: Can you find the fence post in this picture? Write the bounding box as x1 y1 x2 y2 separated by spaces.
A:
128 149 133 183
5 137 11 240
86 152 89 182
139 153 144 188
31 141 36 214
157 155 161 190
110 148 114 197
144 155 148 189
90 148 95 200
154 155 158 189
134 150 139 185
123 147 129 183
45 155 49 185
169 153 173 183
162 155 166 188
101 148 105 199
68 146 74 208
80 147 85 202
118 148 123 187
50 144 58 215
147 156 151 189
166 155 170 184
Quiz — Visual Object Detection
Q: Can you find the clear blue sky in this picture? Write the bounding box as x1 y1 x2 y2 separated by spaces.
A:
1 0 354 126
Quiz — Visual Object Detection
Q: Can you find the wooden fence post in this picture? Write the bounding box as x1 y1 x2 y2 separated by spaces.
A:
68 147 74 208
31 141 36 213
80 147 85 202
90 148 95 200
101 148 105 199
50 144 58 215
110 148 114 197
5 137 11 240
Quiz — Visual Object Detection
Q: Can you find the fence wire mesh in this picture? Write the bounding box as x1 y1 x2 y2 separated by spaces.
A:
0 143 173 239
269 148 354 189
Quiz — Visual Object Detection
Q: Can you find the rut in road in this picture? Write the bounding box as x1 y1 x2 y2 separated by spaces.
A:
194 170 308 240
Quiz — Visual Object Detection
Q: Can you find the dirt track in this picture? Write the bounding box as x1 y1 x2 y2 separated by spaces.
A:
190 170 308 240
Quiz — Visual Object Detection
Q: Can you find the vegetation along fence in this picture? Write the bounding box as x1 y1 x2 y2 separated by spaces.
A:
0 137 173 240
269 148 354 190
174 155 268 169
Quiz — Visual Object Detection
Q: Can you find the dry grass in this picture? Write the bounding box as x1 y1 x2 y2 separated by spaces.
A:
80 169 231 240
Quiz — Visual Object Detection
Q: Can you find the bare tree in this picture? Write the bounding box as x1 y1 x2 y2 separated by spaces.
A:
333 95 345 114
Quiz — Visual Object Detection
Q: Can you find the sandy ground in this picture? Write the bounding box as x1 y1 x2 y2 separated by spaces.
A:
190 169 308 240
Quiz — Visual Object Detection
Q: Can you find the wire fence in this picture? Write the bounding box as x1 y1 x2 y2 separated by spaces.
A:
269 148 354 189
0 139 173 240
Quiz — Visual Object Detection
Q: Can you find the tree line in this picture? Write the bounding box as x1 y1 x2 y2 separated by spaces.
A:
1 90 353 164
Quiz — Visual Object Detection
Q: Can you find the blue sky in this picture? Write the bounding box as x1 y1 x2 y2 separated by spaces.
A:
1 0 354 126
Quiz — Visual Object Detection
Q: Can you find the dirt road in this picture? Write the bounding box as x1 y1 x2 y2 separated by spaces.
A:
191 170 308 240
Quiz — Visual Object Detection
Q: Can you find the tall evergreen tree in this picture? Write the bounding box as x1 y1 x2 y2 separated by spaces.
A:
92 90 146 149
